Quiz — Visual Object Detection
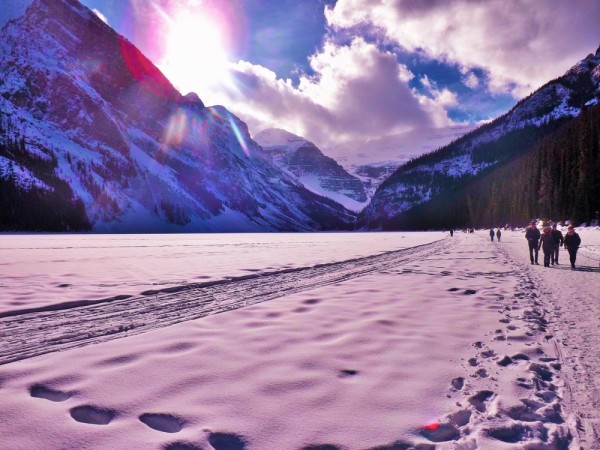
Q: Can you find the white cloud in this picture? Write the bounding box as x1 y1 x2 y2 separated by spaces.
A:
326 0 600 97
462 72 479 89
206 38 454 160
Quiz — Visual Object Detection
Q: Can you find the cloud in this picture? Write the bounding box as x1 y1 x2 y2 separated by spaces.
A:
326 0 600 97
462 71 479 90
206 38 454 159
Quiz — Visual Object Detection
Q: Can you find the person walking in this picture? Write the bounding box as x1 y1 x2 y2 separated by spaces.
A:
525 221 541 265
564 225 582 269
496 228 502 242
550 223 564 265
489 228 495 242
538 227 555 267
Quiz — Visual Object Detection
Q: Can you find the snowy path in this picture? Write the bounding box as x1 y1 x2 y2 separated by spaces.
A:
499 231 600 449
0 238 450 366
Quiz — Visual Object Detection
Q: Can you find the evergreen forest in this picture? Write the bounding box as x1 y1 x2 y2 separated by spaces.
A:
381 104 600 230
0 117 91 231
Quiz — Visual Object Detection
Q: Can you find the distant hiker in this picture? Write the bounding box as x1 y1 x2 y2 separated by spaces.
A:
450 229 454 237
564 225 582 269
489 228 495 242
496 228 502 242
525 221 541 265
551 223 564 265
538 227 555 267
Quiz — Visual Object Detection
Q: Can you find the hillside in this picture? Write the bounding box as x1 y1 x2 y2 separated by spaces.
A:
360 46 600 229
0 0 354 232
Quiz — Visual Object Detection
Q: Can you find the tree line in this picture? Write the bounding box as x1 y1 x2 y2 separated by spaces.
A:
375 103 600 230
0 116 91 231
466 103 600 227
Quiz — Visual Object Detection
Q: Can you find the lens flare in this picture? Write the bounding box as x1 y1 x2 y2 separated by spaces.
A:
163 110 189 147
227 115 249 157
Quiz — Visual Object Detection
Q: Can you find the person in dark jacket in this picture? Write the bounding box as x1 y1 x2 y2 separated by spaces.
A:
489 228 495 242
496 228 502 242
564 225 582 269
525 222 541 264
551 223 564 265
538 227 555 267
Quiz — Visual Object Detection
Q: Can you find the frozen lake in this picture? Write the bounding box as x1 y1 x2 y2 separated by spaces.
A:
1 229 599 448
0 232 442 315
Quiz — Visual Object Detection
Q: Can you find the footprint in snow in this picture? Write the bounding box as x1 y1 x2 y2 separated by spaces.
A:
70 405 116 425
139 413 183 433
208 432 247 450
301 445 343 450
468 390 494 412
303 299 321 305
164 442 203 450
451 377 465 390
339 369 359 378
419 422 460 442
29 384 73 402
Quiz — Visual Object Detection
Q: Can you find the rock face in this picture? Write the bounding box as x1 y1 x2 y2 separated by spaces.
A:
360 46 600 229
254 128 368 212
0 0 354 231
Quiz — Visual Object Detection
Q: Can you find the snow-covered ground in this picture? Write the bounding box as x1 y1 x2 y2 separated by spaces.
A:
0 232 440 316
0 230 599 449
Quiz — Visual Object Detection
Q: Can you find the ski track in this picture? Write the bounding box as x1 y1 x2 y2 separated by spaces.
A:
0 238 450 366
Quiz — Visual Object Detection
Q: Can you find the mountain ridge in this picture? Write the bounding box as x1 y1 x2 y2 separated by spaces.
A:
0 0 355 232
360 45 600 229
254 128 368 212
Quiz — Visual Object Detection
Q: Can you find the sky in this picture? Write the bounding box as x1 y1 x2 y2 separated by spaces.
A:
7 0 600 164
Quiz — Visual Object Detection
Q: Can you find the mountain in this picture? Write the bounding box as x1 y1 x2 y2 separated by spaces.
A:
360 46 600 229
254 128 368 211
460 103 600 228
0 0 354 232
327 124 476 197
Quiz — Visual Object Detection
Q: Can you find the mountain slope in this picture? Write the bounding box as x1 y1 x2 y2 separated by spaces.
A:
361 46 600 229
254 128 368 212
0 0 354 232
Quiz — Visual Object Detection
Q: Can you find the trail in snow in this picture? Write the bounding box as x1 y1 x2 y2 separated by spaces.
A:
498 231 600 449
0 238 449 365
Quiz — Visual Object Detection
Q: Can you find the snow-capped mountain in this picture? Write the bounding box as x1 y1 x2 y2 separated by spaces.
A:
0 0 354 232
254 128 368 212
325 124 476 198
360 46 600 229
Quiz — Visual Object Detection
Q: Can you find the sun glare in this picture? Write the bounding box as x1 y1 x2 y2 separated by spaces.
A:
160 10 231 95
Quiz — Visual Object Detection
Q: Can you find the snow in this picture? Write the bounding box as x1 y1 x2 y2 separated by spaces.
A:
0 155 51 191
1 230 599 449
585 98 598 107
253 128 309 154
297 174 369 212
0 232 439 316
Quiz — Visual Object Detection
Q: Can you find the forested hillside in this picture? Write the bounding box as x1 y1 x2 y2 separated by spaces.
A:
0 117 91 231
467 103 600 227
376 104 600 230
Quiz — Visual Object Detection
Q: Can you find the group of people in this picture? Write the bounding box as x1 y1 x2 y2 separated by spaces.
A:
489 228 502 242
525 222 582 268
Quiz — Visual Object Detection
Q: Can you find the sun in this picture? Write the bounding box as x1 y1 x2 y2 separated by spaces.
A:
160 11 231 95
